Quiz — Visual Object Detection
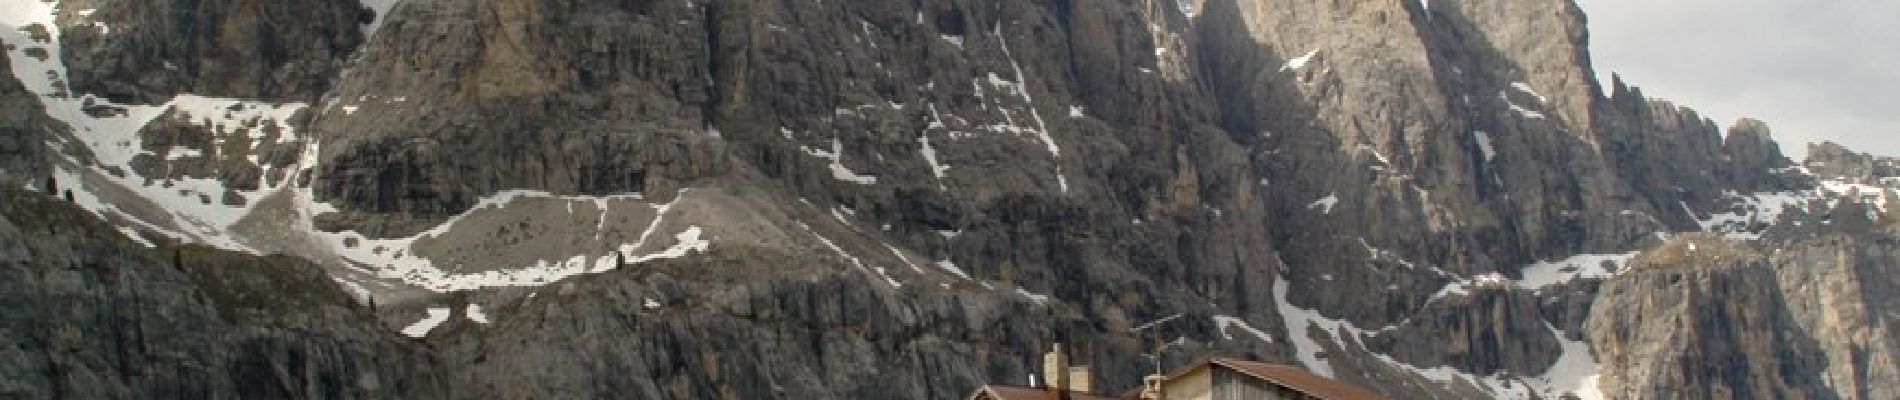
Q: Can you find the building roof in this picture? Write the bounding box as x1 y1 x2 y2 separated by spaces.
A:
968 384 1118 400
1205 358 1390 400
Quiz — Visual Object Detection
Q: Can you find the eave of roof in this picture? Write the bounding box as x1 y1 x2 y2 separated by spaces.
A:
1207 358 1391 400
970 384 1117 400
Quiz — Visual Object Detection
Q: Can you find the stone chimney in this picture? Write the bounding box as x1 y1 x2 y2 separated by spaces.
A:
1040 344 1093 394
1067 366 1092 393
1042 344 1069 390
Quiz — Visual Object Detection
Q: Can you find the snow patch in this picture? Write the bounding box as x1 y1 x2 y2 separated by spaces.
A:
1275 271 1600 399
464 304 490 324
1515 252 1639 291
1501 92 1547 119
1281 49 1320 72
1534 324 1607 400
935 259 972 280
323 190 709 292
800 138 878 185
1213 315 1275 343
1695 180 1889 240
1357 144 1392 166
797 221 900 287
1 7 314 252
401 308 452 337
1510 82 1549 104
118 227 154 247
1308 194 1340 214
1474 131 1497 162
1014 287 1050 305
878 241 925 274
1273 275 1341 377
940 34 964 50
1427 251 1639 304
992 26 1069 193
919 133 949 182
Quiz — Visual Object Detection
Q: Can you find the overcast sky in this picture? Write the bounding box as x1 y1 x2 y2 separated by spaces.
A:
1575 0 1900 158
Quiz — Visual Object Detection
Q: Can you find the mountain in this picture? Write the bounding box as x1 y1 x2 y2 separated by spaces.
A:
1 0 1894 398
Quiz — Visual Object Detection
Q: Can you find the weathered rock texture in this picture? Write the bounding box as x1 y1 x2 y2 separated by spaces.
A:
1590 229 1900 400
55 0 371 103
0 187 447 399
2 0 1896 399
0 51 61 183
1808 141 1900 183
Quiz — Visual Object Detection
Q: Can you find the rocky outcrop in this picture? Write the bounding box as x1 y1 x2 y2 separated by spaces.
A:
1588 237 1833 399
1769 230 1900 400
1808 141 1900 182
1595 76 1809 229
0 186 447 399
1589 231 1900 400
126 104 307 206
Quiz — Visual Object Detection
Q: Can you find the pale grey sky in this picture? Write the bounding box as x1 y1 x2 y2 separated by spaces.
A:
1575 0 1900 158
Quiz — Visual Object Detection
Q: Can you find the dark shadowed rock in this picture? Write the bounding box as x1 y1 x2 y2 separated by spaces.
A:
55 0 371 103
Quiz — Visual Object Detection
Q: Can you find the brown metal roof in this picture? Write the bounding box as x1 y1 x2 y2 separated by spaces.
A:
969 384 1118 400
1208 358 1391 400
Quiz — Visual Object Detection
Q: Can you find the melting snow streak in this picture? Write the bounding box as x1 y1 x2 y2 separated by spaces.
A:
401 308 452 338
1213 315 1276 343
1282 49 1321 71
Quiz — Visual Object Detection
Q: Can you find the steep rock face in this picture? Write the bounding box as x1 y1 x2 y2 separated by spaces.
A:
1590 230 1900 400
1370 288 1561 377
53 0 371 103
0 187 447 399
310 0 735 236
1722 118 1801 190
0 52 62 183
1188 6 1665 385
1195 0 1661 285
1770 231 1900 400
434 249 1086 399
1588 237 1834 400
1596 78 1808 230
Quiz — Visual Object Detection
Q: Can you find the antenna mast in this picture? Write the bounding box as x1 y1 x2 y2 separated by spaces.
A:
1130 313 1183 375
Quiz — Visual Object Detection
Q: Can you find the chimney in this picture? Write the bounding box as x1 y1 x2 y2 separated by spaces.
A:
1067 366 1092 394
1041 344 1094 394
1042 344 1069 390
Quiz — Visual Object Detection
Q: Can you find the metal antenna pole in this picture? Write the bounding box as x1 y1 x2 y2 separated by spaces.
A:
1152 329 1162 375
1130 313 1184 375
1130 313 1183 400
